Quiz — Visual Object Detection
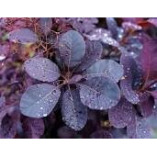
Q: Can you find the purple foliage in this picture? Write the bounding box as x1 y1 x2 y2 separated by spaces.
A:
0 18 157 138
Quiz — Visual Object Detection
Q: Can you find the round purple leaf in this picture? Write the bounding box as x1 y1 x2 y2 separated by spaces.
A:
61 89 87 131
24 57 60 82
20 83 61 118
79 77 121 110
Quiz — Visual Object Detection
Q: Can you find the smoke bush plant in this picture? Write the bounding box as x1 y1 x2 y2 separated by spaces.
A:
0 18 157 138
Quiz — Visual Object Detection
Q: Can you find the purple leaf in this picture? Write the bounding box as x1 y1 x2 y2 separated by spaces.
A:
150 90 157 99
8 28 38 44
140 35 157 83
39 18 52 35
90 130 113 138
24 57 60 82
127 116 150 138
79 76 121 110
84 59 124 83
68 74 83 84
0 96 5 107
57 126 77 138
120 54 142 104
138 93 154 117
0 109 20 138
147 18 157 27
108 97 135 128
61 89 87 131
22 117 44 138
106 18 118 39
58 30 85 67
76 40 103 72
20 83 61 118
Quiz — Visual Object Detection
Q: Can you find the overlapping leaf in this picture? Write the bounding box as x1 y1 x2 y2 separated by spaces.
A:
120 54 142 104
0 109 20 138
84 59 124 83
138 93 154 117
76 40 103 72
79 76 121 110
58 30 86 67
108 97 135 128
127 116 150 138
22 117 45 138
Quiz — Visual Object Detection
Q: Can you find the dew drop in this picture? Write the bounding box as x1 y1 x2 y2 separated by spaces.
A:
0 55 6 61
43 113 48 117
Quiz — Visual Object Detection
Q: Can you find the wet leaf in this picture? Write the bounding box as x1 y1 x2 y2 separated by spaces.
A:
58 30 86 67
76 40 103 72
61 89 87 131
120 54 142 104
24 57 60 82
127 116 150 138
109 97 135 128
20 83 61 118
8 28 38 44
84 59 124 83
79 76 121 110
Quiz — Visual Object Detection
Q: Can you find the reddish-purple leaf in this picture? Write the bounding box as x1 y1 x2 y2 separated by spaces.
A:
22 117 44 138
140 35 157 83
57 126 77 138
150 90 157 99
79 76 121 110
147 18 157 27
0 109 20 138
90 130 113 138
24 57 60 82
108 97 135 128
138 93 154 117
